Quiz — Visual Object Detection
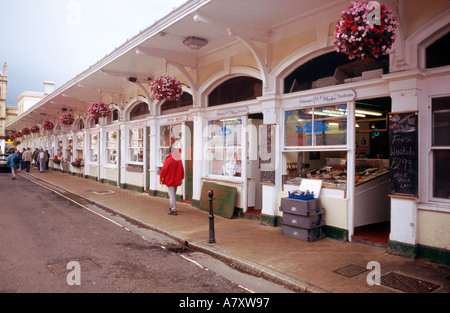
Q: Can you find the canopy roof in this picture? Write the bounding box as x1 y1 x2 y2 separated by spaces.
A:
7 0 348 130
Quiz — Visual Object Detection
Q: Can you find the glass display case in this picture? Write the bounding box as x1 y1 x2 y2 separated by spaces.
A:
284 155 389 192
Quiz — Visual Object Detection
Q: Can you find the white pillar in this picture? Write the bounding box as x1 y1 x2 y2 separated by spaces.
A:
260 95 281 225
191 109 208 202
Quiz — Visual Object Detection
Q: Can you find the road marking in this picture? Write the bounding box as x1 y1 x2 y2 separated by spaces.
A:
20 174 124 228
180 255 205 269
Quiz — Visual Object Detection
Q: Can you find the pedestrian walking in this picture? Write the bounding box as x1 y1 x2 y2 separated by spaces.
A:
22 148 33 173
38 148 48 173
7 149 20 180
20 148 26 170
32 148 39 168
160 146 184 215
45 150 50 171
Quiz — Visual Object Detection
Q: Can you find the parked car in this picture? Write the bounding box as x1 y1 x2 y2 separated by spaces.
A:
0 154 10 172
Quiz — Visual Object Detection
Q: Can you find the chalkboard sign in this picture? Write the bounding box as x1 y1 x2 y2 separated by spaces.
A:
388 111 418 198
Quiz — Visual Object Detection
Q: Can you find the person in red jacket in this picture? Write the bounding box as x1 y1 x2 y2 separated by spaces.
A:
160 146 184 215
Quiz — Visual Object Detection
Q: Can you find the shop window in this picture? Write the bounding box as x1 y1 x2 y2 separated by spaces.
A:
426 32 450 69
285 104 347 147
431 96 450 199
129 128 144 163
89 133 99 162
130 102 150 120
76 134 84 160
284 52 388 93
161 93 193 115
160 124 182 165
67 136 73 162
206 118 242 177
106 131 118 164
57 137 63 158
208 77 262 107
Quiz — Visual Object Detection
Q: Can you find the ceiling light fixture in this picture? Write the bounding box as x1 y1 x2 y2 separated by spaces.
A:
183 36 208 50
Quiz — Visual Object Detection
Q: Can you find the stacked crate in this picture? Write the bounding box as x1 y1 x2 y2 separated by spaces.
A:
279 197 325 242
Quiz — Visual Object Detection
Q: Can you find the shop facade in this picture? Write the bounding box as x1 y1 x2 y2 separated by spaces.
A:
7 0 449 264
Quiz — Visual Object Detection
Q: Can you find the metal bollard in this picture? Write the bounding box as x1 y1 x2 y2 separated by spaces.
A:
208 190 216 243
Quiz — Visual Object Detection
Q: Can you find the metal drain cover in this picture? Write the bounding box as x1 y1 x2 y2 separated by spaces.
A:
381 272 440 293
47 258 100 276
333 264 367 277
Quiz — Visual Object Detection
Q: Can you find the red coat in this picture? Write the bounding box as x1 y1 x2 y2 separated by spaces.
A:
160 153 184 187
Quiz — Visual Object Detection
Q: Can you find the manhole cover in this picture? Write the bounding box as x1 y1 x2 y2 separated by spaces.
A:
381 272 440 293
47 258 100 276
333 264 367 277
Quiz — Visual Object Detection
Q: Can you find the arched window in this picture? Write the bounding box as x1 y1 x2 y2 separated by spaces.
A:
75 119 84 131
284 51 389 93
130 102 150 120
106 109 119 125
161 92 193 115
208 76 262 107
426 32 450 69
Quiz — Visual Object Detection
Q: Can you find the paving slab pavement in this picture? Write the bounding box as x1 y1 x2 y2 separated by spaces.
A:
17 168 450 293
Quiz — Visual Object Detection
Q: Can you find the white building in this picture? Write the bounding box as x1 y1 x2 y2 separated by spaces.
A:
16 81 55 115
7 0 450 265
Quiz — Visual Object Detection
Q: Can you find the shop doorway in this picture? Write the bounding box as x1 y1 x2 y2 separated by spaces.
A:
353 97 391 245
245 113 263 219
184 121 194 203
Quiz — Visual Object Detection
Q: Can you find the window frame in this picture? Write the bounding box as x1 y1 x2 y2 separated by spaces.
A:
283 103 349 151
206 117 243 178
89 132 99 164
128 127 144 164
428 95 450 204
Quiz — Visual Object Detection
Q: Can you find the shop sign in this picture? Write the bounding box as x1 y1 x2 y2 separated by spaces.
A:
298 90 355 106
216 107 248 118
164 116 187 124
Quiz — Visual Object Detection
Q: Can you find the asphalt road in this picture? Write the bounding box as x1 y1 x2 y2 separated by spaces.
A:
0 171 291 297
0 171 250 293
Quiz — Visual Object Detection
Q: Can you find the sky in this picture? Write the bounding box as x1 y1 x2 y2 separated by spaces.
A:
0 0 187 107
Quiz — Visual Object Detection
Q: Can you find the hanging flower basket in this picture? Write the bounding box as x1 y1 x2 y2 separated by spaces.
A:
22 127 31 135
42 121 54 131
60 113 75 126
14 131 23 138
334 1 399 60
149 75 183 101
9 133 17 140
30 125 40 133
88 102 111 119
